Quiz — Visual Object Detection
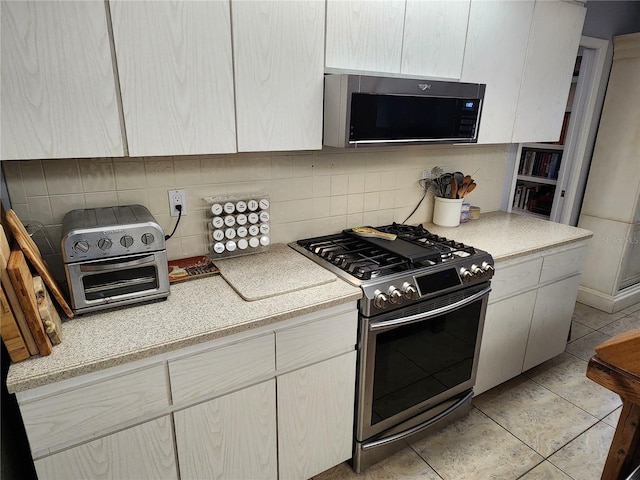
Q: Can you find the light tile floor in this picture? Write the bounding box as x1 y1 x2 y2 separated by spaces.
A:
315 301 640 480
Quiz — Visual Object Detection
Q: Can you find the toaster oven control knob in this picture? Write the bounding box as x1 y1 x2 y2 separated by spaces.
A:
73 240 90 254
388 286 403 304
97 238 112 250
141 233 154 245
402 282 418 300
459 267 473 282
373 290 388 309
120 235 134 248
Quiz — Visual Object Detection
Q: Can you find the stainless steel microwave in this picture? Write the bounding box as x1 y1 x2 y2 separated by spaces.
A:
323 74 485 148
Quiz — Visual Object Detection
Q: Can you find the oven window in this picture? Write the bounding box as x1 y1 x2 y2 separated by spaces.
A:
371 300 481 424
83 266 158 300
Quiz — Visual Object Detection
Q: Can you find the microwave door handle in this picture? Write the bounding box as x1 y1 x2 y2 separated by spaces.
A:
369 285 491 333
79 255 155 272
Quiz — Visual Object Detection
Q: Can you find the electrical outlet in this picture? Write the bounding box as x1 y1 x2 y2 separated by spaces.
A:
168 189 187 217
422 170 431 180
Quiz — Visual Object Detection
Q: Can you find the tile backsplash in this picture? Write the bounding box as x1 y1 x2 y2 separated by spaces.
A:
2 144 509 281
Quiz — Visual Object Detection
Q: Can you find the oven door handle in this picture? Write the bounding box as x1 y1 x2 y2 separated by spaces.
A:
79 255 155 272
362 390 474 450
369 285 491 332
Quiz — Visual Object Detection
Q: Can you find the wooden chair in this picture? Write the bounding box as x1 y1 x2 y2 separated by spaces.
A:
586 328 640 479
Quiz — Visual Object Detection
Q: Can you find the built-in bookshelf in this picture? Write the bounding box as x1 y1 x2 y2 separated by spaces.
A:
511 53 581 220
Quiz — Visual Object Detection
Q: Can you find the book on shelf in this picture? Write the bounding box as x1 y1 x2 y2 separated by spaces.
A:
512 184 555 216
518 149 562 180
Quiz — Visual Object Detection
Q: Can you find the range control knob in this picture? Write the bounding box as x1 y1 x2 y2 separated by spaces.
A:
73 240 90 254
482 261 495 277
141 233 154 245
97 238 112 251
402 282 418 300
373 289 389 309
471 264 483 276
388 286 403 304
459 267 474 282
120 235 134 248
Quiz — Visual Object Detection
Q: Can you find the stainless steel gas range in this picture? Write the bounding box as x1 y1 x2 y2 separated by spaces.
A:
290 223 494 473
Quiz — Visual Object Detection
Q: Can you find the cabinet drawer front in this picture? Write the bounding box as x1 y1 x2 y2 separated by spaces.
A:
21 364 169 456
35 416 177 480
540 246 586 284
169 333 275 404
276 310 357 371
490 257 543 303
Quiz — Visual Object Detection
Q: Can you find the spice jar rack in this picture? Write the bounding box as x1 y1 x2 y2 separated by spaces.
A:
203 194 271 259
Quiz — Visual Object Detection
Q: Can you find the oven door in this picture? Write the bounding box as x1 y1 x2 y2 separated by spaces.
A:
356 282 490 442
65 252 170 313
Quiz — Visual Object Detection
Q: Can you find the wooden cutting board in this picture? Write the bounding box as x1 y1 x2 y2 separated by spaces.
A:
0 285 30 362
0 225 38 355
33 276 62 345
7 248 52 356
5 209 73 318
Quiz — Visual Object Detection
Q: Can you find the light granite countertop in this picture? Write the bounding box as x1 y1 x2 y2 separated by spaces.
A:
424 211 593 261
7 212 591 393
6 247 362 393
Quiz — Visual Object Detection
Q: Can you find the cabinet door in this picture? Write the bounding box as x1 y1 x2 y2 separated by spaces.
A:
522 274 581 371
278 351 357 480
109 0 236 157
401 1 470 79
512 1 586 143
1 1 124 160
34 416 177 480
233 0 324 152
461 0 534 144
174 380 277 480
325 0 405 73
475 290 537 396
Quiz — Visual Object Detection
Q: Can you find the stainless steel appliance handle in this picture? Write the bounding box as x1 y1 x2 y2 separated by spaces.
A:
362 390 474 450
369 285 491 332
79 255 155 272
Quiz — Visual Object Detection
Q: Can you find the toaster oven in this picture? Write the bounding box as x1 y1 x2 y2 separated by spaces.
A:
61 205 170 314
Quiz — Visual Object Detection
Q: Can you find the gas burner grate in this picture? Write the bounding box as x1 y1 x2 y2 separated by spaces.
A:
296 224 478 280
377 223 476 258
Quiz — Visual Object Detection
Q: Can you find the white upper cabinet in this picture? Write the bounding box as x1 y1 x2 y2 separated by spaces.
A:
1 1 124 160
461 1 535 144
326 0 468 79
232 0 325 152
325 0 405 73
109 1 236 157
401 0 470 79
512 1 586 143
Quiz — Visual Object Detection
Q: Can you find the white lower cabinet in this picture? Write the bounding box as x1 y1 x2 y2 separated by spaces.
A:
522 274 582 370
278 351 357 480
475 290 537 395
19 303 358 480
174 380 277 480
34 416 177 480
475 243 587 395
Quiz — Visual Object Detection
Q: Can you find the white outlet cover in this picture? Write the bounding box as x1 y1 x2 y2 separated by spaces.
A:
168 189 187 217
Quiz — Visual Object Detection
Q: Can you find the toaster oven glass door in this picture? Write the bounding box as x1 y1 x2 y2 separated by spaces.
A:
82 264 158 300
66 252 169 311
